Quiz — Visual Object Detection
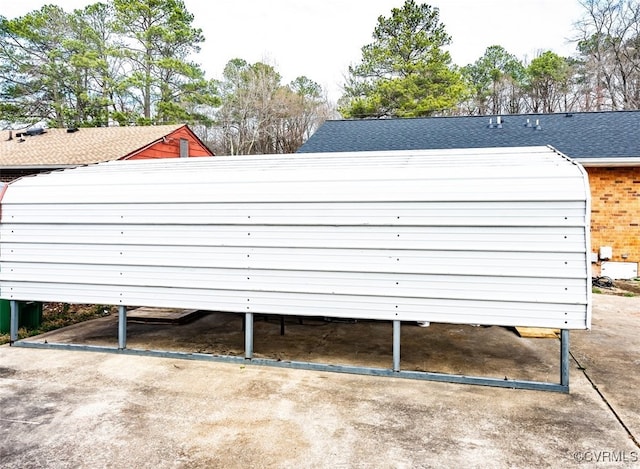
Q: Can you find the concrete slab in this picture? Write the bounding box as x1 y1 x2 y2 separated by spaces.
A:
22 314 567 384
571 295 640 443
0 294 638 468
127 307 203 324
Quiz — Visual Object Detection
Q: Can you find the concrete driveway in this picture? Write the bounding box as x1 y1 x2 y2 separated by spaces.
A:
1 294 639 468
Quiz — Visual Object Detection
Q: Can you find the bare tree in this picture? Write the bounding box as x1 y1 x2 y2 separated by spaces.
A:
574 0 640 109
213 59 331 155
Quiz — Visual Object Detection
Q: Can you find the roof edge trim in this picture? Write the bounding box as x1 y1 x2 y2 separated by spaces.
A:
576 157 640 167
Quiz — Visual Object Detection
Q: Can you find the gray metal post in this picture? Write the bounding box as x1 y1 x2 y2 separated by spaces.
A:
560 329 569 387
393 320 401 372
9 300 18 343
245 312 253 359
118 305 127 350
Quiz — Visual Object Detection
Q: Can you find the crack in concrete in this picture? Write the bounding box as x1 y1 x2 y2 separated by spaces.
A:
570 350 640 449
0 417 41 425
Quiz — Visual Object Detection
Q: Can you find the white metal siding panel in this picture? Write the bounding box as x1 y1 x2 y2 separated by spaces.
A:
0 146 591 329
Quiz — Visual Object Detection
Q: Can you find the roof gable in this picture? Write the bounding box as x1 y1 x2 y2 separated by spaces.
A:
0 124 211 168
297 111 640 163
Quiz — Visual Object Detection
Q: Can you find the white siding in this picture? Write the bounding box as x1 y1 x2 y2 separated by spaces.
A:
0 146 591 329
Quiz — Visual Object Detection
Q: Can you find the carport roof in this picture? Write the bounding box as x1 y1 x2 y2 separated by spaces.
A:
297 110 640 166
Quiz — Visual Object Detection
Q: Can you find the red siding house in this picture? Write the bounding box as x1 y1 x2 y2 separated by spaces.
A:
0 124 213 183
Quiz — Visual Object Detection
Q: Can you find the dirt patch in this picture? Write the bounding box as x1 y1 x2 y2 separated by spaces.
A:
612 279 640 294
0 303 117 345
42 303 117 327
593 278 640 296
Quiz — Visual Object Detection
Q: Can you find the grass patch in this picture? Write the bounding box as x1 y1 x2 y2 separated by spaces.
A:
592 287 602 294
0 303 115 346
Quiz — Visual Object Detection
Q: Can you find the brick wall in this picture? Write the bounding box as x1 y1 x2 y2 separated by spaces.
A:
586 166 640 273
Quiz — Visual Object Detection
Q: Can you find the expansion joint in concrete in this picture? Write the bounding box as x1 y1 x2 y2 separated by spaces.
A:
570 350 640 449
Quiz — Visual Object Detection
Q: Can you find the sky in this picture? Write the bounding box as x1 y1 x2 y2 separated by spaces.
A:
2 0 586 102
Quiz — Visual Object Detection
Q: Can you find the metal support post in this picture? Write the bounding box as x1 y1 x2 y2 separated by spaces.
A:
560 329 569 387
9 300 18 344
393 320 401 372
118 305 127 350
245 312 254 359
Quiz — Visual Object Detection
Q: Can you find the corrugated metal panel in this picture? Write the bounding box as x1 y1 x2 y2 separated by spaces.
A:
0 146 591 329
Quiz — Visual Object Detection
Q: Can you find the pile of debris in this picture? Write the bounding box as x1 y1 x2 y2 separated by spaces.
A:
592 277 640 296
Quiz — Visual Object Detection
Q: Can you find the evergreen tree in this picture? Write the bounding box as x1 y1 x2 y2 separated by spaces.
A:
339 0 466 118
112 0 217 124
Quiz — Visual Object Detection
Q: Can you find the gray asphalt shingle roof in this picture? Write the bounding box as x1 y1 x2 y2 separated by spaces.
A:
297 111 640 160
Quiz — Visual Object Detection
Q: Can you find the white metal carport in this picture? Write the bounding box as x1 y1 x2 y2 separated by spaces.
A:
0 146 591 391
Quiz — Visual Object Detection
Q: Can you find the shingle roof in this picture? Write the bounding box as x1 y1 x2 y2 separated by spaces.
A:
297 111 640 161
0 124 184 168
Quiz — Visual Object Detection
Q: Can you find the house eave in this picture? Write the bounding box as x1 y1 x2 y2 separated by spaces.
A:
576 157 640 167
0 164 80 170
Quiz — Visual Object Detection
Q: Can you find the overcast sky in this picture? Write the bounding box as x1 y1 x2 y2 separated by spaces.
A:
4 0 585 102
